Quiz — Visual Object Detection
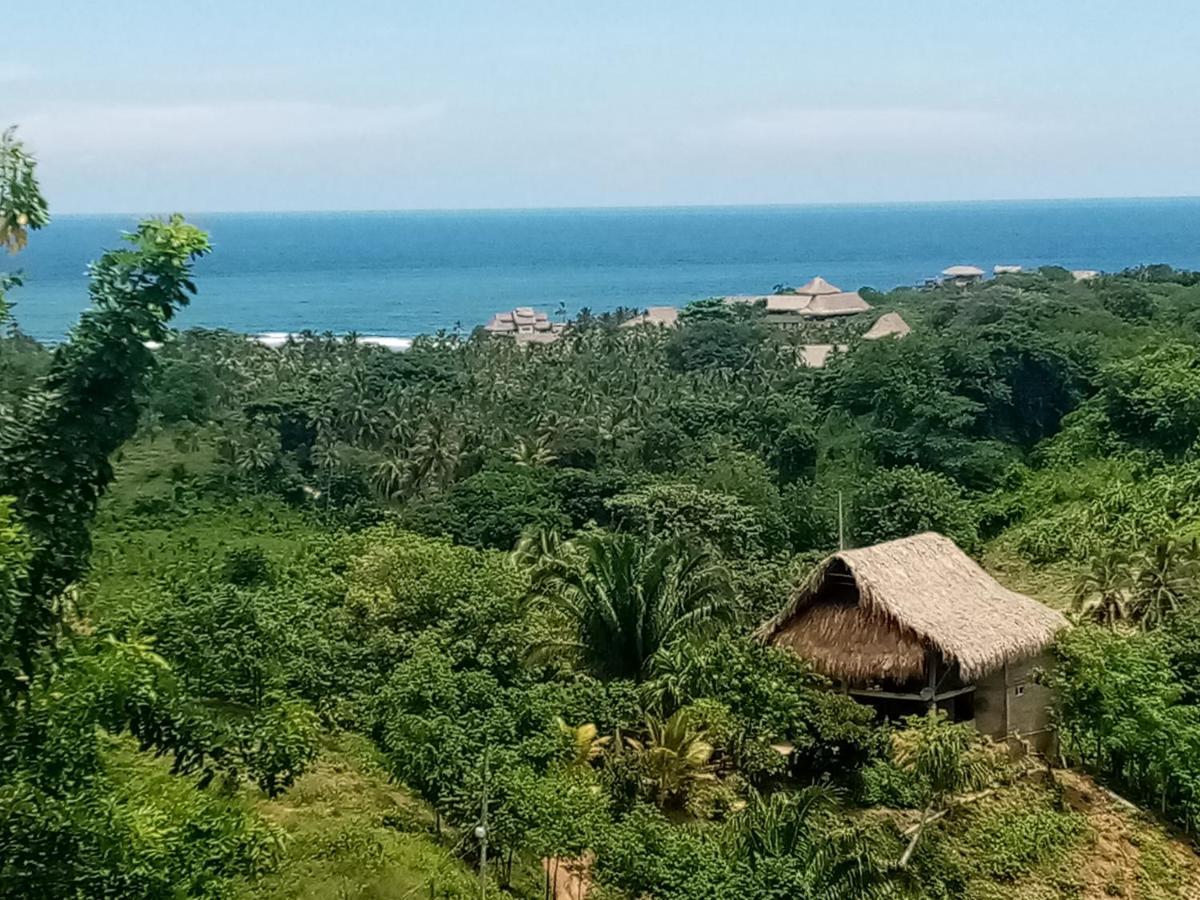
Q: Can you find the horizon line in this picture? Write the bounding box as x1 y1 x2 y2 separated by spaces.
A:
46 193 1200 218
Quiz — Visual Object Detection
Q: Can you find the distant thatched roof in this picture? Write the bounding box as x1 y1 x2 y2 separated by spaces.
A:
805 291 872 317
755 533 1067 682
863 312 912 341
729 289 871 318
942 265 985 277
765 294 812 313
796 276 842 295
798 343 849 368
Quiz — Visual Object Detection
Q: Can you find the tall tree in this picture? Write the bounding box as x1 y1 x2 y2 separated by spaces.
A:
0 215 210 694
0 126 49 255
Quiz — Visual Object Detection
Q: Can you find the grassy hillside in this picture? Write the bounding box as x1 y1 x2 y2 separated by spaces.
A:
235 734 479 900
76 433 1200 899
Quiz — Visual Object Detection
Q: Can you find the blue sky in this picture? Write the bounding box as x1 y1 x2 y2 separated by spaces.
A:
7 1 1199 212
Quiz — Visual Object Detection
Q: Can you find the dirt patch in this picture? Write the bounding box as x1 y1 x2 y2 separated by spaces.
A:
1056 770 1200 899
543 854 593 900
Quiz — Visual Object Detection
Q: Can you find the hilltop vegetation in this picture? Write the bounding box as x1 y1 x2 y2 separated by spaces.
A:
4 127 1200 897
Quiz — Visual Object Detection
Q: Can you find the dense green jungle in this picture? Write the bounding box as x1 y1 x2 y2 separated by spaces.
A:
5 127 1200 898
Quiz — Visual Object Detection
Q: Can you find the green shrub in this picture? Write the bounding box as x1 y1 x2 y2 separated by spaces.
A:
967 808 1086 880
853 465 980 551
857 757 925 809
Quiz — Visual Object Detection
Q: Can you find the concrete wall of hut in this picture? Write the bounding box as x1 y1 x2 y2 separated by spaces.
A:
972 651 1057 757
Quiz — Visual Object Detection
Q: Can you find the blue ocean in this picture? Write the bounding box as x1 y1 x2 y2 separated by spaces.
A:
9 199 1200 343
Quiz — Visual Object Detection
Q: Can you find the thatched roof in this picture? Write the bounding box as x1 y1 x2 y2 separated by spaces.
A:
755 532 1067 682
863 312 911 341
766 294 812 313
796 276 842 295
805 291 872 317
798 343 849 368
728 290 870 318
942 265 985 277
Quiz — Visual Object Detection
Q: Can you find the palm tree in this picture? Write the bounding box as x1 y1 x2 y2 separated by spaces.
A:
625 708 717 808
892 712 994 867
1131 537 1200 630
1073 549 1134 627
529 532 734 680
556 718 610 768
370 450 408 502
405 413 462 497
727 787 893 898
512 526 566 571
508 433 557 467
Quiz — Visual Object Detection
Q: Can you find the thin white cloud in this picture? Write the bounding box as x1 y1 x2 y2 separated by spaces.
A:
715 106 1019 149
18 100 446 158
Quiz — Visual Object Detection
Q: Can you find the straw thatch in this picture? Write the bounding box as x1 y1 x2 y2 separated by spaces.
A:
798 343 849 368
804 291 872 317
942 265 985 278
765 294 812 313
796 275 842 295
863 312 912 341
755 532 1067 682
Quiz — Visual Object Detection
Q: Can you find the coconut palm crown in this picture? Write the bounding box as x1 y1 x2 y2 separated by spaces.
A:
527 530 734 680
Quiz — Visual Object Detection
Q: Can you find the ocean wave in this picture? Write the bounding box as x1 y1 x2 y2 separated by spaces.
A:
252 332 414 351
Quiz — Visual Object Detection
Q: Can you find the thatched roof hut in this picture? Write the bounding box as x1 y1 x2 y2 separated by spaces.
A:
942 265 985 278
755 532 1067 683
796 276 842 296
804 291 872 317
863 312 912 341
798 343 849 368
729 277 870 320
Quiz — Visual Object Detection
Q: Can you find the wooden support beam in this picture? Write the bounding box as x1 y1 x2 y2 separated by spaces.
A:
848 685 976 703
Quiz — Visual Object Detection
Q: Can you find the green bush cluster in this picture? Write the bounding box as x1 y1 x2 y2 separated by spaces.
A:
1049 625 1200 832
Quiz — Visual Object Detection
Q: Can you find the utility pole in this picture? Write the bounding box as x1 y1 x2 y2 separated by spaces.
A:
476 747 491 900
837 490 845 550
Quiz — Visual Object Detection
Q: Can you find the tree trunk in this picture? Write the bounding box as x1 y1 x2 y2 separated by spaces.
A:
899 803 935 868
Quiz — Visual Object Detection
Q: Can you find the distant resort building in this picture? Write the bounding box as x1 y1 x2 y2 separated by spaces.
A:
620 306 680 329
993 264 1023 275
726 276 872 327
484 307 565 344
941 265 985 286
1071 269 1100 282
863 311 912 341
